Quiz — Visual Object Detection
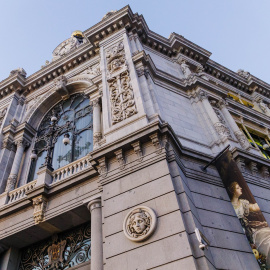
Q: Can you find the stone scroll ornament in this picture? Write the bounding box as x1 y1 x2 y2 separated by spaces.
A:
123 206 157 242
215 149 270 269
106 41 137 124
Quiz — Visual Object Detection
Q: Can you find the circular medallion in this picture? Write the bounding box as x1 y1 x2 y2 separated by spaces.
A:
123 206 157 242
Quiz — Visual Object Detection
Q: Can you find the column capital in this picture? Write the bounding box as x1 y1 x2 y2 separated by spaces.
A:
217 99 228 109
15 138 30 149
90 97 101 107
87 198 102 213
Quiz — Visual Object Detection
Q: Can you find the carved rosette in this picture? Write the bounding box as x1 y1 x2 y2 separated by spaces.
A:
123 206 157 242
33 195 48 224
106 41 137 125
234 130 250 150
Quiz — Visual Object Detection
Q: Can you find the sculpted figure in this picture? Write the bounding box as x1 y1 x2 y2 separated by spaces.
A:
123 206 157 242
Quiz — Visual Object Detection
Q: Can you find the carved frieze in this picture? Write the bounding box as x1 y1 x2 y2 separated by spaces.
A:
108 70 137 124
123 206 157 242
105 41 137 125
106 41 126 75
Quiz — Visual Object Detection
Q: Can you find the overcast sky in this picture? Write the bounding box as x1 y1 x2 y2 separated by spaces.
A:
0 0 269 83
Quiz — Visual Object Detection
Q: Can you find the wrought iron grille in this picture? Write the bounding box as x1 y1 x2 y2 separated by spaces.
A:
19 222 91 270
28 94 93 182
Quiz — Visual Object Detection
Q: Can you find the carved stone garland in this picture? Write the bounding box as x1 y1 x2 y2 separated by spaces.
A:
106 41 137 125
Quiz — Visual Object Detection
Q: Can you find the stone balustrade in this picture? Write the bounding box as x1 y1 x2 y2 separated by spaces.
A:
51 156 91 183
7 180 37 204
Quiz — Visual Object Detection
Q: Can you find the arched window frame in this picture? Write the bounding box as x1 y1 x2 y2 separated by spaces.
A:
28 94 93 182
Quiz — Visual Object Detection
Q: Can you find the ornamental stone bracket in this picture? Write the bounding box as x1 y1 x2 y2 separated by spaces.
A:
97 157 107 178
114 149 125 170
123 205 157 242
149 133 162 154
54 75 69 100
131 141 143 162
32 195 48 224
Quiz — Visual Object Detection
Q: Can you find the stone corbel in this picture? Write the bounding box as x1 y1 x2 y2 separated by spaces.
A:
131 141 143 162
114 149 125 170
261 166 269 180
54 75 69 100
150 133 162 154
32 195 48 224
97 157 107 178
249 161 258 176
235 157 246 173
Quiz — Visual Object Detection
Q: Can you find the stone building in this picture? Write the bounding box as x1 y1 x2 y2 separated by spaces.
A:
0 5 270 270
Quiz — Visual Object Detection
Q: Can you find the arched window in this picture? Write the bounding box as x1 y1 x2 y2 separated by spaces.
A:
28 94 93 182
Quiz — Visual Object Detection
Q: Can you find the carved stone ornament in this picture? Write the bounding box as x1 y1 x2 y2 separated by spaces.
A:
237 69 250 79
114 149 125 170
234 130 250 150
32 195 48 224
54 75 69 99
106 41 126 75
108 70 137 124
123 205 157 242
9 68 27 78
150 133 162 154
81 62 101 77
178 59 192 78
257 98 269 113
213 122 230 138
131 141 143 162
47 235 67 269
213 108 232 138
97 157 107 178
102 10 117 20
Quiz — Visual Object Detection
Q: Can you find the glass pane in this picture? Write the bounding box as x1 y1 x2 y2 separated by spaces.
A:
35 140 47 151
74 130 93 160
75 98 89 111
62 99 71 112
28 150 47 182
58 110 74 126
75 114 92 130
52 133 72 170
71 96 84 109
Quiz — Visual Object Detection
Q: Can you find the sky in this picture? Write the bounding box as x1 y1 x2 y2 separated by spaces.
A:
0 0 269 83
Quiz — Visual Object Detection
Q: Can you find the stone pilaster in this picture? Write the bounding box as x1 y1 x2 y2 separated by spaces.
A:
87 198 103 270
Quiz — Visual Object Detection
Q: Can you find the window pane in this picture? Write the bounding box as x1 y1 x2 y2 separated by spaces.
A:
71 96 83 109
74 130 93 160
52 133 72 170
75 98 89 111
58 110 74 126
75 113 92 130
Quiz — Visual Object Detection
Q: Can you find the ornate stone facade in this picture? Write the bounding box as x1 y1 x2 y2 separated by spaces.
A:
0 6 270 270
